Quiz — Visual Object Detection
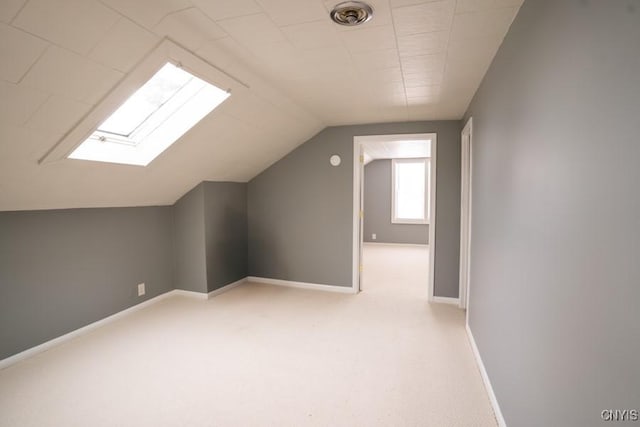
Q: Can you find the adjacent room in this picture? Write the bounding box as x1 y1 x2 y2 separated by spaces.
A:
1 1 639 426
358 135 432 298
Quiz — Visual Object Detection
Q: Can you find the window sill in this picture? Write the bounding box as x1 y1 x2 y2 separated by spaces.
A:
391 219 429 225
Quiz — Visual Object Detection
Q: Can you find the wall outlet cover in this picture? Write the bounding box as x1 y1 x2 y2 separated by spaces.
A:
372 233 377 240
137 283 145 296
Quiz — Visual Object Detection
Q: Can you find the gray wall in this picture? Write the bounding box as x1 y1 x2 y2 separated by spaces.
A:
464 1 640 425
363 159 428 245
0 207 173 360
248 121 461 297
203 182 248 292
173 183 207 293
174 181 249 293
0 180 249 361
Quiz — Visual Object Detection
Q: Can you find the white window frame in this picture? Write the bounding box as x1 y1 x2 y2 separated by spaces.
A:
38 38 246 166
68 62 230 166
391 158 430 225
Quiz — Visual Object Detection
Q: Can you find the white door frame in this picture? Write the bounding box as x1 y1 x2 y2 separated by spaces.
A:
352 133 437 299
459 118 473 310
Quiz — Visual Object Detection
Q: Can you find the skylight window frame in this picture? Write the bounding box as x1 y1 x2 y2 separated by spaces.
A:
69 60 230 166
39 39 240 167
97 63 195 139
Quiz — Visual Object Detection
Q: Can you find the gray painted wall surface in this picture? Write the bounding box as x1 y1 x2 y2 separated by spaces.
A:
0 207 173 360
174 182 249 293
363 159 428 245
464 1 640 425
248 121 461 297
0 181 249 360
203 182 248 292
173 183 207 293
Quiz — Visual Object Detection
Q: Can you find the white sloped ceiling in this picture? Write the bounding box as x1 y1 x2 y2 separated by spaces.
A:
0 0 523 210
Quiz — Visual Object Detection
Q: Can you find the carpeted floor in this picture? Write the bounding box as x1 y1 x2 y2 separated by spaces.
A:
0 244 496 426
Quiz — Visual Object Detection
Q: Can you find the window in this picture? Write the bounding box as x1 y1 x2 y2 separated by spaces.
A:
68 62 230 166
392 158 429 224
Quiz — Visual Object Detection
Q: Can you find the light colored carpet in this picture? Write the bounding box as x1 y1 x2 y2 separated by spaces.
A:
0 244 496 426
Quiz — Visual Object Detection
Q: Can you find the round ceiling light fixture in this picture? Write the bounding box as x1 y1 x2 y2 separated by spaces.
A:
330 1 374 26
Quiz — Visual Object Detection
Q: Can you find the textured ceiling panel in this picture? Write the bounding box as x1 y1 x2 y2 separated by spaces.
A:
23 95 91 134
392 0 456 36
0 0 27 23
19 46 124 104
0 81 48 126
153 8 228 52
191 0 262 22
0 0 522 210
12 0 119 55
97 0 192 29
88 18 159 73
0 23 48 83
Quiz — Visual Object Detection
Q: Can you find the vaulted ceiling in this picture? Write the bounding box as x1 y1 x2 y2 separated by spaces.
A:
0 0 522 211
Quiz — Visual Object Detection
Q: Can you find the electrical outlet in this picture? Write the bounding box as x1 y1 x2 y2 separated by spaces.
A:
372 233 377 240
137 283 145 296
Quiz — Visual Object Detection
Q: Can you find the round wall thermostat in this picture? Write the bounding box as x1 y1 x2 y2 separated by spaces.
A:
330 155 341 166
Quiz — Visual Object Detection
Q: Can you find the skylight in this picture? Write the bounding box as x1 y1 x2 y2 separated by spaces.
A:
69 62 230 166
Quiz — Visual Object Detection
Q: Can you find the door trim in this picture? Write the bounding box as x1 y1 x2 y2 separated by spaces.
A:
352 133 437 298
459 117 473 310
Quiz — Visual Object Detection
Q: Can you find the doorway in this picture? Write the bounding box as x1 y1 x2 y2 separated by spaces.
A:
352 133 437 299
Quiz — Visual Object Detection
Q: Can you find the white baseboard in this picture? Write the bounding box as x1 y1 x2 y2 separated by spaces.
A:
172 289 209 299
173 277 249 300
432 296 460 305
207 277 247 298
0 290 176 371
0 278 251 371
247 276 356 294
466 323 507 427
